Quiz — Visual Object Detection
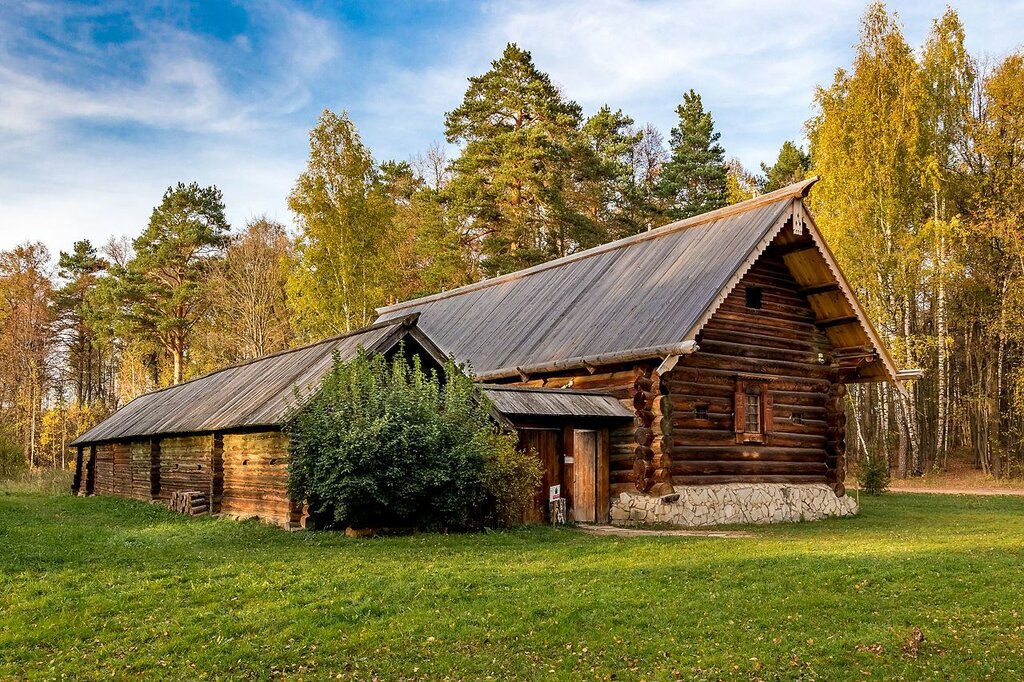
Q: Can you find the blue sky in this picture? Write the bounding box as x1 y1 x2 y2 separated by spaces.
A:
1 0 1022 256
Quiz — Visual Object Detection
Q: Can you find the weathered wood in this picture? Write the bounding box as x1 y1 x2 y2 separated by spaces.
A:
664 249 846 490
157 435 215 502
221 431 299 527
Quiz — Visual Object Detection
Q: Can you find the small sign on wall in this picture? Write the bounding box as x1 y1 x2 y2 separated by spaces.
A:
549 484 561 501
564 456 575 464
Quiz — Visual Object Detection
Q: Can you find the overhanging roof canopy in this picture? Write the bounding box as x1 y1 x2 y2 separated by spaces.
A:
481 385 633 420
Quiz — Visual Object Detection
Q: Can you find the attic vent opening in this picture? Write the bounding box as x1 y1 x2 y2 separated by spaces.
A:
745 286 763 309
694 404 709 420
792 412 804 425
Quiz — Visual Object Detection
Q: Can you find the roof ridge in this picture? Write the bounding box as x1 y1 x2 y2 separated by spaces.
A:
116 314 419 405
378 177 818 315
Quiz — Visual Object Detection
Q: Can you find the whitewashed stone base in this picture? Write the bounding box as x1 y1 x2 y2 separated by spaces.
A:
609 483 858 527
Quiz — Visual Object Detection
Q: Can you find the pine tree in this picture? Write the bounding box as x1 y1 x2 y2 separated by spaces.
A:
444 43 590 275
55 240 108 405
112 182 230 385
656 90 729 219
578 106 664 239
760 141 810 192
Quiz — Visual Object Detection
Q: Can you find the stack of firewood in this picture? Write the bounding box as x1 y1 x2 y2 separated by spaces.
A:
170 490 209 516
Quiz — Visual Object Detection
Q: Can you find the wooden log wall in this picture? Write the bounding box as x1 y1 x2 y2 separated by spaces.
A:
93 443 114 495
221 431 298 526
157 435 217 504
72 446 84 494
668 248 845 493
85 446 95 494
111 442 131 497
129 440 159 501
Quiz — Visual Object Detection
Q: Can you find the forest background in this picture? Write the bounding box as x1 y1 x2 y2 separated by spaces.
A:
3 3 1022 482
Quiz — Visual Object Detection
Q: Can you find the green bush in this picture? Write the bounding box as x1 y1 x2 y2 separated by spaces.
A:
285 349 540 531
858 453 890 495
0 433 27 480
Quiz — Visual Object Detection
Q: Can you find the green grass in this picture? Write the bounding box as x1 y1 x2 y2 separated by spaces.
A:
2 487 1024 680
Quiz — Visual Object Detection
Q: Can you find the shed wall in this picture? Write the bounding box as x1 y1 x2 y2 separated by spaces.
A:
129 440 158 500
157 434 218 503
93 443 114 495
498 366 651 499
221 431 297 526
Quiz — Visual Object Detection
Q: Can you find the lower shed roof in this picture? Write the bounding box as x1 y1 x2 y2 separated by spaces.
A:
480 385 633 420
71 315 443 446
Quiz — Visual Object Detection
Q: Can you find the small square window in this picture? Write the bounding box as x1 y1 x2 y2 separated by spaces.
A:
792 412 804 425
745 286 763 309
695 404 709 420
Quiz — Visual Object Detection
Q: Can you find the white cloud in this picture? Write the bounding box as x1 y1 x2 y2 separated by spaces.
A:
0 1 339 136
0 0 337 253
4 0 1024 257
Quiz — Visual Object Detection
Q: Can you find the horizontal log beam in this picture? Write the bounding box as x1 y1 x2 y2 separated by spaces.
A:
815 315 860 329
799 282 841 297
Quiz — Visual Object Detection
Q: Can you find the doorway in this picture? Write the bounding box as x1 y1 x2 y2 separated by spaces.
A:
572 430 598 522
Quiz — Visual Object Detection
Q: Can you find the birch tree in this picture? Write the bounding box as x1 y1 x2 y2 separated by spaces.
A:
288 109 395 337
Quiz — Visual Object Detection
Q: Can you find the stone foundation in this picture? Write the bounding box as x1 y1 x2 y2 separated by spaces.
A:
609 483 858 527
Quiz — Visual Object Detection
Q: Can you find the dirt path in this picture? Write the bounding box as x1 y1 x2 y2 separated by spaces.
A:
578 525 753 538
889 486 1024 497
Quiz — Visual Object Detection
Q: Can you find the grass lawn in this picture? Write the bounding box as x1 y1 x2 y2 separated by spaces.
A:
3 486 1024 680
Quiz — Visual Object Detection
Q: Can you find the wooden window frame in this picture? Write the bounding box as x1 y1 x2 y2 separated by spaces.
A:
734 376 774 444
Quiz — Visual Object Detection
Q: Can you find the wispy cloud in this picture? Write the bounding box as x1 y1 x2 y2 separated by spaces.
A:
0 0 338 136
2 0 1023 256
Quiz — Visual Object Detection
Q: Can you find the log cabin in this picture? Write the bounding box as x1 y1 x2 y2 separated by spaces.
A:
375 177 919 525
72 177 918 527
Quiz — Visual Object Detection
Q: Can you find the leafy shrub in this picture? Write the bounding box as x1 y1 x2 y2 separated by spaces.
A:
0 432 26 480
480 437 543 528
859 454 890 495
285 349 540 531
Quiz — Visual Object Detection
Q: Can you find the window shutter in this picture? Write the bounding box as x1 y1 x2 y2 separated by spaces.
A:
764 391 774 436
734 381 745 434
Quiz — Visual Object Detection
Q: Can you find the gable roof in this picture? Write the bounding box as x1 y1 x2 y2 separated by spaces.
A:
71 315 445 446
377 178 909 384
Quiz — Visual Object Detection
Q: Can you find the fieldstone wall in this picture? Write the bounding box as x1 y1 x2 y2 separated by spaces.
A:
610 483 858 527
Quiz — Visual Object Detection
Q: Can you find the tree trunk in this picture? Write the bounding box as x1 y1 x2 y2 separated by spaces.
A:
936 233 948 469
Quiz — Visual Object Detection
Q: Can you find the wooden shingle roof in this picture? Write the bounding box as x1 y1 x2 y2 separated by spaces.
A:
377 178 911 385
71 315 443 446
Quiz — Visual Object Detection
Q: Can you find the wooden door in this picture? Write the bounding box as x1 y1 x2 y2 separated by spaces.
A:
517 428 562 523
572 430 597 522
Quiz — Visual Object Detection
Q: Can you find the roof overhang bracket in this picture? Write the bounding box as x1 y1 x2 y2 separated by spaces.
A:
791 199 807 235
656 354 681 375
